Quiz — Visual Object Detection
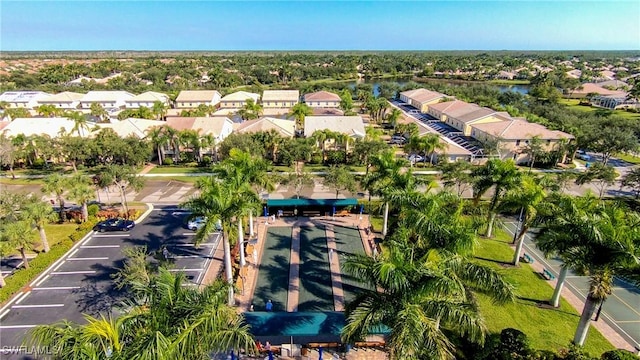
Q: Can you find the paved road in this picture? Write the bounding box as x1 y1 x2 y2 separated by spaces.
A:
503 221 640 350
0 204 220 360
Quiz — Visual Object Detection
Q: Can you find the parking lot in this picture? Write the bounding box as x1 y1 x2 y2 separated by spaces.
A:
0 205 220 360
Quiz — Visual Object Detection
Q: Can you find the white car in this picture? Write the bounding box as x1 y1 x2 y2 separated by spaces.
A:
187 216 206 231
408 154 424 163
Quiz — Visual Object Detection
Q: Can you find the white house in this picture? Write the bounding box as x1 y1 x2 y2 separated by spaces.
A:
79 91 135 110
175 90 222 109
304 116 366 138
95 118 166 139
1 117 84 137
124 91 171 109
0 91 51 109
219 91 260 110
37 91 84 110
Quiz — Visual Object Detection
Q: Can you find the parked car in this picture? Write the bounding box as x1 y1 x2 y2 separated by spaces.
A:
576 152 592 161
389 135 407 145
93 218 135 232
408 154 424 163
187 216 207 231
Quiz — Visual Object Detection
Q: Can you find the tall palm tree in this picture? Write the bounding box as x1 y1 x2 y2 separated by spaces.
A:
25 269 256 359
35 104 60 117
151 100 168 121
97 165 145 214
89 103 108 122
500 174 548 265
182 177 259 305
1 220 35 269
472 159 522 238
385 108 402 131
22 199 57 253
65 111 91 137
238 99 262 120
68 174 95 222
342 240 513 359
146 125 169 165
289 102 313 130
42 173 69 222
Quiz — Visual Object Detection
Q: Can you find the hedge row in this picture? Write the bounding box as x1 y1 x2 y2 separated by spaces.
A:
0 220 97 304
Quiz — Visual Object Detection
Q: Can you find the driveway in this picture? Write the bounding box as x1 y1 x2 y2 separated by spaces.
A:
0 204 220 360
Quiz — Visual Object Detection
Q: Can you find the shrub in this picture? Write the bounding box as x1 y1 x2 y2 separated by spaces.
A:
601 350 639 360
87 204 100 217
325 150 346 165
163 158 174 166
32 158 46 169
309 154 323 165
200 156 212 167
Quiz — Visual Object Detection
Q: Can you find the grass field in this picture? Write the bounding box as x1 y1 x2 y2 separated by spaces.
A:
615 153 640 165
252 226 292 312
474 228 614 355
559 99 640 120
298 226 334 312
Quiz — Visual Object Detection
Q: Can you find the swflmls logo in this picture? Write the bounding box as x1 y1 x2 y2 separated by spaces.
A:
1 346 54 355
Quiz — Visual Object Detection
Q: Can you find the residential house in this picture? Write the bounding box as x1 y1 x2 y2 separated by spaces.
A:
79 91 135 110
125 91 171 109
0 91 51 109
412 120 472 162
261 90 299 115
1 117 83 137
175 90 221 109
428 100 506 136
399 89 447 113
470 119 574 164
95 118 166 139
164 116 234 159
234 117 295 138
568 83 628 99
303 91 341 108
37 92 84 110
304 115 366 140
218 91 260 111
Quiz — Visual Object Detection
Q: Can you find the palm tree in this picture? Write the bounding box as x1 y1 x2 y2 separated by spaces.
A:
499 174 548 265
151 100 168 121
42 173 69 222
25 269 256 359
146 125 169 165
22 199 57 253
1 220 35 269
97 165 145 214
289 102 313 130
385 108 402 131
182 177 259 305
68 174 95 222
65 111 91 137
35 104 60 117
472 159 522 238
341 239 513 359
362 151 410 236
89 103 108 122
238 99 262 120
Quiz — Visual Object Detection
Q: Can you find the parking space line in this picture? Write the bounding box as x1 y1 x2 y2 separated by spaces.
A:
92 234 131 237
173 255 207 259
32 286 80 291
35 275 50 287
167 268 203 272
173 242 216 247
0 309 9 320
52 261 66 272
81 245 121 248
0 325 38 329
68 248 79 258
14 291 31 305
12 304 64 309
67 257 109 261
182 233 197 236
51 271 96 275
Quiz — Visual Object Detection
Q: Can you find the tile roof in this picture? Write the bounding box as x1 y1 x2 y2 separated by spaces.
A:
0 91 50 103
303 91 341 102
127 91 170 103
165 116 231 137
427 100 474 114
95 118 165 138
304 116 366 138
176 90 221 102
455 107 498 124
235 117 295 137
220 91 260 102
262 90 300 102
471 120 574 140
80 91 135 102
2 117 80 137
412 120 471 156
573 83 627 97
311 108 344 116
39 91 84 103
400 88 446 103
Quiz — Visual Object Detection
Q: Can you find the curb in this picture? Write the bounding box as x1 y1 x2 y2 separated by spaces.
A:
134 203 154 224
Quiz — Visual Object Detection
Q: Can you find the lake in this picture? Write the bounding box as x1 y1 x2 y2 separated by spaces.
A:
346 77 530 96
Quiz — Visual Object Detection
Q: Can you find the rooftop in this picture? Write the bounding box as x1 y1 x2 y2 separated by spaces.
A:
303 91 341 102
220 91 260 102
0 91 50 103
304 116 365 138
176 90 221 102
262 90 300 102
235 117 295 137
471 119 574 140
127 91 170 103
400 88 446 104
80 91 135 102
38 91 84 103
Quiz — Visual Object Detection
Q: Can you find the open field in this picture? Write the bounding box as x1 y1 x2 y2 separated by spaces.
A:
559 99 640 120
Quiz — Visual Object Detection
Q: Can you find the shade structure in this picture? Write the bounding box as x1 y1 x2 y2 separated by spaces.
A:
266 198 358 207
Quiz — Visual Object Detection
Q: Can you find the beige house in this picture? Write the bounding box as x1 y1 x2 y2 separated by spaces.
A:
428 100 507 136
413 120 472 162
0 91 51 109
234 117 295 138
399 89 447 113
95 118 166 138
79 91 135 109
261 90 299 114
303 91 341 108
219 91 260 111
304 116 366 139
37 92 84 109
470 120 574 163
2 117 84 137
175 90 222 109
125 91 170 109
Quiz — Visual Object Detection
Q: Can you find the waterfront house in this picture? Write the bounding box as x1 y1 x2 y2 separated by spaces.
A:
399 89 447 113
303 91 341 108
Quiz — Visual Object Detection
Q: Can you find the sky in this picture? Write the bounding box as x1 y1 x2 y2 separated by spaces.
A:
1 1 639 51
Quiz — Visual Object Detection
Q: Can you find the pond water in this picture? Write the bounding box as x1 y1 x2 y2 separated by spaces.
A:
345 77 530 96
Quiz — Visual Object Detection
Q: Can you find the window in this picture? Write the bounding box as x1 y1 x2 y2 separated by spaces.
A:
516 140 521 146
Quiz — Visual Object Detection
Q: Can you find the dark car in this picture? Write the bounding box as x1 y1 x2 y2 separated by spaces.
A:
93 218 135 232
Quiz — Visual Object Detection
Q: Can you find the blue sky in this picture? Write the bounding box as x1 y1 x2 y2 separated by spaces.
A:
1 1 638 51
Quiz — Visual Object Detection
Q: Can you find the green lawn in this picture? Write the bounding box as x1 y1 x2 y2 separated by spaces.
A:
615 153 640 165
474 229 614 355
559 99 640 120
0 177 45 185
5 222 79 257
